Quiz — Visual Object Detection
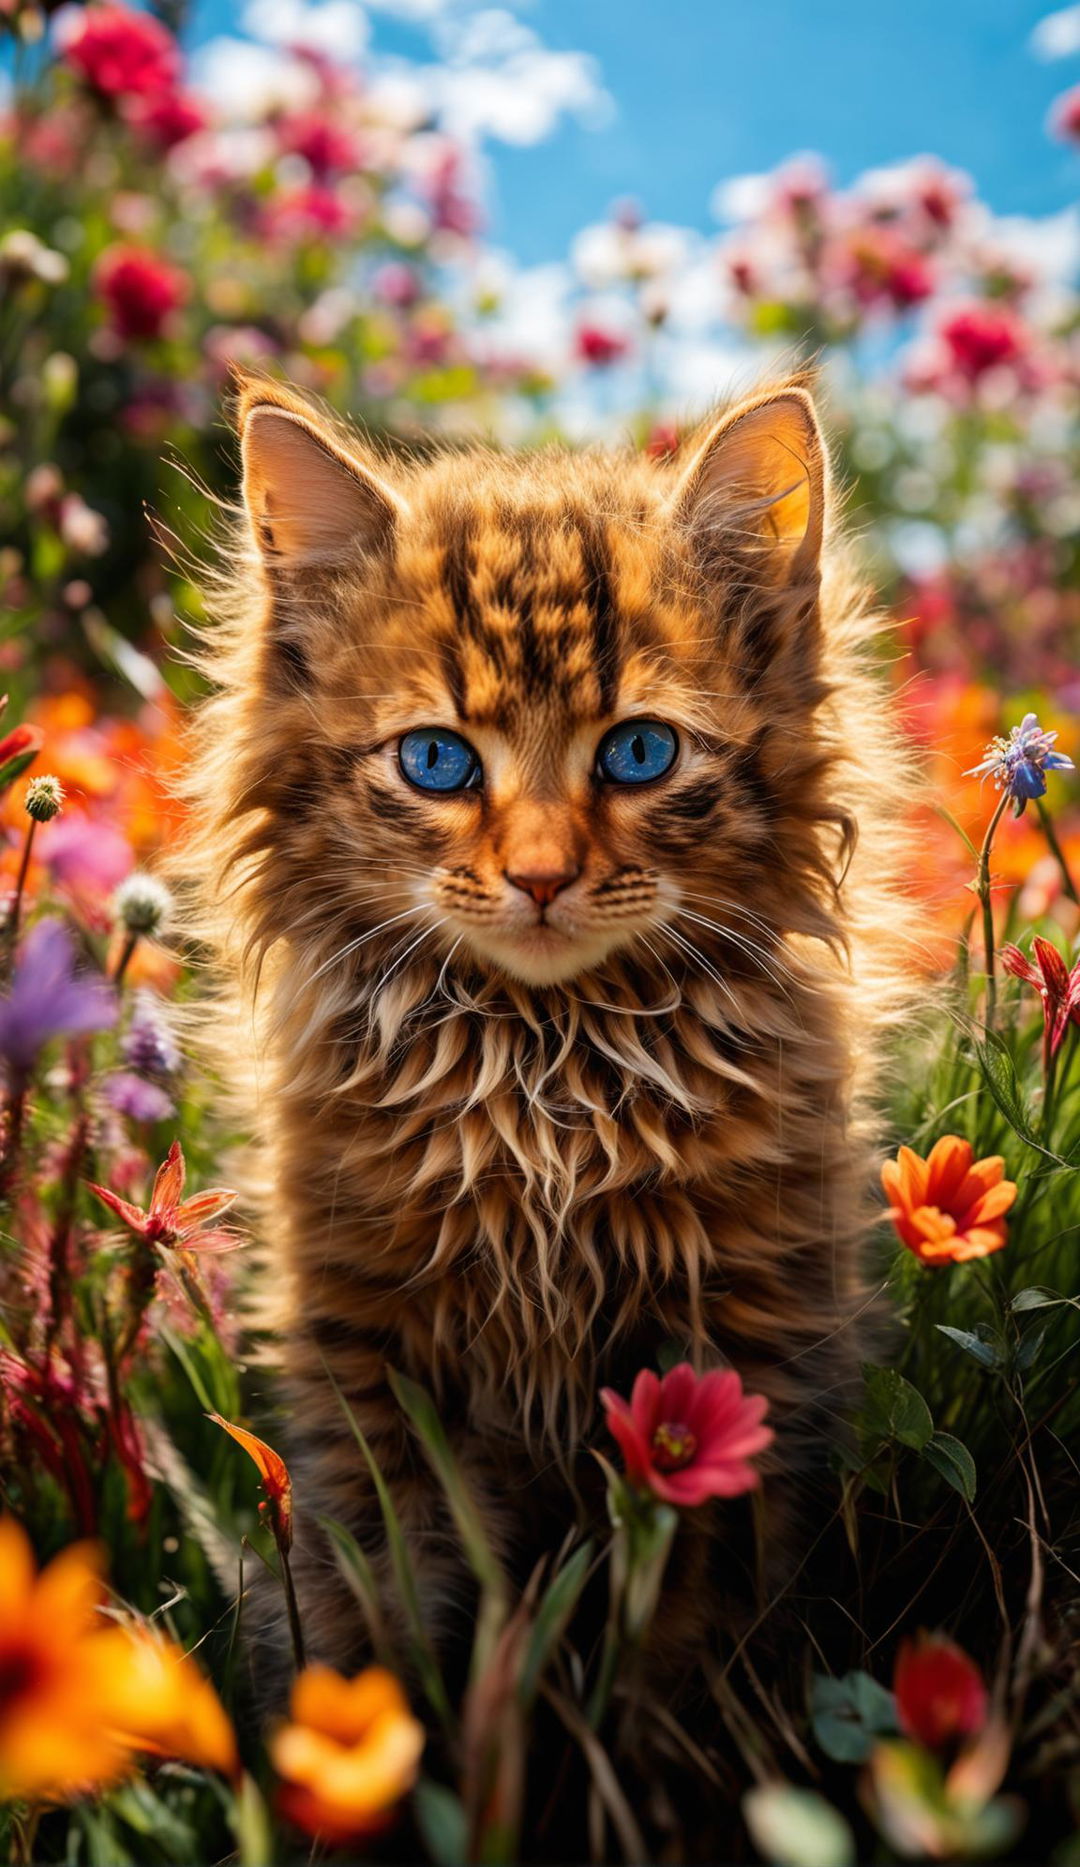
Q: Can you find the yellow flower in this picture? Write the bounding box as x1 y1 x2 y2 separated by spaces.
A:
271 1665 425 1844
0 1517 236 1806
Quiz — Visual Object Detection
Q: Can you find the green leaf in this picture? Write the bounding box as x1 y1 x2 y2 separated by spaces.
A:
861 1365 934 1450
0 746 40 793
231 1772 275 1867
518 1541 593 1709
1010 1286 1060 1311
319 1515 394 1667
811 1670 898 1764
1015 1324 1048 1372
933 803 979 862
935 1325 1002 1370
327 1370 453 1733
972 1032 1065 1164
388 1370 507 1604
921 1432 977 1502
413 1780 468 1867
388 1369 509 1679
743 1784 855 1867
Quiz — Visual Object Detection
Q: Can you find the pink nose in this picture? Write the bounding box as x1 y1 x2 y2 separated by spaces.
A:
505 866 580 908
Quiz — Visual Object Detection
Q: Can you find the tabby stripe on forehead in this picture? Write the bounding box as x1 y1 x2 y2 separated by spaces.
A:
439 523 478 711
574 512 620 715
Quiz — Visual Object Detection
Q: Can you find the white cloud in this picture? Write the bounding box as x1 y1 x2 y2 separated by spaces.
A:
1031 4 1080 58
241 0 370 59
424 10 612 146
190 37 322 117
988 206 1080 283
710 171 772 225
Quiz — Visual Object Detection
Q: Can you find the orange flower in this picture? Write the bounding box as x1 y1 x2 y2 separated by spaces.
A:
102 1628 238 1780
209 1413 293 1552
881 1136 1017 1265
271 1666 424 1845
0 1517 236 1804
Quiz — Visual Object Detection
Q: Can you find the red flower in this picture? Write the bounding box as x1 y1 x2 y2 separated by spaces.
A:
209 1415 293 1551
94 244 187 341
600 1363 773 1507
1001 936 1080 1070
127 88 207 149
61 3 180 103
939 303 1029 381
575 323 630 368
0 722 44 789
894 1634 988 1751
88 1139 239 1254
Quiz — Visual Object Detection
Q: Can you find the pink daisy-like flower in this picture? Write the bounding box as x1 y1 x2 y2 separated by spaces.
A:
600 1363 773 1507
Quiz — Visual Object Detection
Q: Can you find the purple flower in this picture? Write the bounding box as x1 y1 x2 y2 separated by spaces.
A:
103 1070 174 1123
122 991 179 1079
968 712 1075 817
0 919 116 1078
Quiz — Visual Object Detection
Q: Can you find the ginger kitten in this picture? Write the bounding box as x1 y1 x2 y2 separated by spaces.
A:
183 372 909 1689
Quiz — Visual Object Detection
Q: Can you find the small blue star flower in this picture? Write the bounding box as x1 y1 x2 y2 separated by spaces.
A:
968 712 1075 818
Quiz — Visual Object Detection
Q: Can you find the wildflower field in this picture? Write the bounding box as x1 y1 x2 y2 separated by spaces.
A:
3 2 1080 1862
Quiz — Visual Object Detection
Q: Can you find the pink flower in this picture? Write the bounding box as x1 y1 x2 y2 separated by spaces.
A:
600 1364 773 1507
1001 936 1080 1070
275 112 363 177
575 322 630 368
894 1635 988 1752
261 184 356 245
94 244 187 340
60 3 180 103
939 303 1029 381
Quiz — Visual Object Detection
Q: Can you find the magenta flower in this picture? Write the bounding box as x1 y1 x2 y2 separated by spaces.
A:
0 920 116 1080
601 1364 773 1507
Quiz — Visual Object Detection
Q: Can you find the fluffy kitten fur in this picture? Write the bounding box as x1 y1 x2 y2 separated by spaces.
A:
181 371 911 1690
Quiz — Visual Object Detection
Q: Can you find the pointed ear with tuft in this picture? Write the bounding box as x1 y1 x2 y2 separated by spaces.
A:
240 401 407 571
672 387 827 589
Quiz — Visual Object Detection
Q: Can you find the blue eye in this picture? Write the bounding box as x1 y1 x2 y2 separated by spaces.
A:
399 728 480 793
597 720 678 785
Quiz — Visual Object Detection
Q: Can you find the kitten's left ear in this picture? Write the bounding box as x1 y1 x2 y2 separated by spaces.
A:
672 387 826 586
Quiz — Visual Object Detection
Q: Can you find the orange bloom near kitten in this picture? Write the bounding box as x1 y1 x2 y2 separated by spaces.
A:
882 1137 1017 1264
178 367 914 1709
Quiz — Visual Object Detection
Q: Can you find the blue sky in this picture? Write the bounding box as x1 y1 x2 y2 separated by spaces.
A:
188 0 1080 265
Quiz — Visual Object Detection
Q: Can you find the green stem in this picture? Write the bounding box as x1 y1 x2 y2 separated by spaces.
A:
7 817 36 945
111 930 139 986
279 1544 307 1674
1035 797 1080 907
974 792 1010 1027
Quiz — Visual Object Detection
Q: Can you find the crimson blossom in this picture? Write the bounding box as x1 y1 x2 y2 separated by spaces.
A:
60 3 180 102
894 1634 988 1752
601 1363 773 1507
94 244 188 341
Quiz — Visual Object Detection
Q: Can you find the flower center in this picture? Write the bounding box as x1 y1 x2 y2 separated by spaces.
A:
651 1421 697 1470
0 1642 44 1714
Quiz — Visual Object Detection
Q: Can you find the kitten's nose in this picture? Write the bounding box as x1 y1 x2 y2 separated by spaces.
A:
505 865 580 908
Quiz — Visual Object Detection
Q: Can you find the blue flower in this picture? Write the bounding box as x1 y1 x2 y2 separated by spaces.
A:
0 918 116 1079
967 712 1075 817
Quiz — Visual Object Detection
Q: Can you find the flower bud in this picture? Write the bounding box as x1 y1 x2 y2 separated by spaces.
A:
113 871 173 938
24 774 64 823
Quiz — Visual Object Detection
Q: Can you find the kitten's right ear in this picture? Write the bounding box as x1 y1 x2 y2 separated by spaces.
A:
240 399 407 569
